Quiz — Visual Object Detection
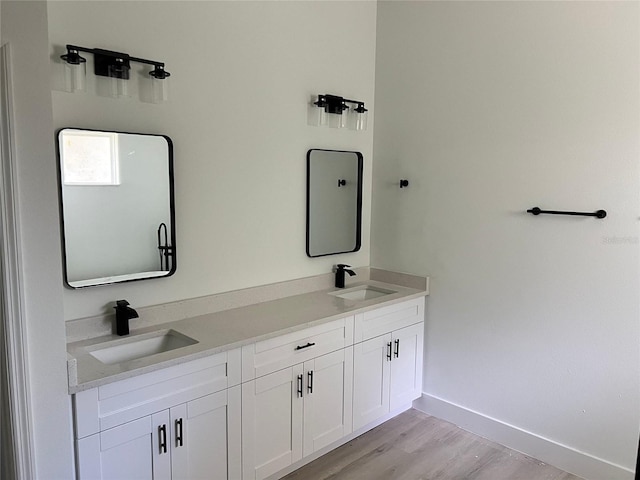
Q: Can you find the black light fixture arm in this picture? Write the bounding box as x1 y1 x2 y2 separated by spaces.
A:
62 44 170 79
314 94 367 113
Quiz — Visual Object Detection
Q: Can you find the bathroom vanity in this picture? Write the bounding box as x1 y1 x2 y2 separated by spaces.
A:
67 274 427 480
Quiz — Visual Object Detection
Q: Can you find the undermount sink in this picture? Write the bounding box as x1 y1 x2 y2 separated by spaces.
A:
330 285 396 301
88 330 198 365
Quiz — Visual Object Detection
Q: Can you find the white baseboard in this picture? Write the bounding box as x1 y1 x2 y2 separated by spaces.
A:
414 394 634 480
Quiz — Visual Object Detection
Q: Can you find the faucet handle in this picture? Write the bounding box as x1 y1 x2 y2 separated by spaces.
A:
336 264 351 270
114 299 138 318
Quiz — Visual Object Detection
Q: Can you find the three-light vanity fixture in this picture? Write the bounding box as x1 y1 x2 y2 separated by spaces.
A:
309 94 368 131
60 44 171 103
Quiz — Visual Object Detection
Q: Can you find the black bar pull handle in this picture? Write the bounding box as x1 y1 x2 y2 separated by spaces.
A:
295 342 316 351
527 207 606 219
394 339 400 358
386 341 392 361
175 418 183 447
158 424 167 454
307 370 314 394
297 374 303 398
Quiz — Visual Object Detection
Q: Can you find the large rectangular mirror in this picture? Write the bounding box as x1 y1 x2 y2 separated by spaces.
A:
57 128 176 288
306 149 363 257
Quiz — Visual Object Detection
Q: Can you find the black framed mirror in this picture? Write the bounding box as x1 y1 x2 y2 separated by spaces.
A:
306 149 363 257
56 128 176 288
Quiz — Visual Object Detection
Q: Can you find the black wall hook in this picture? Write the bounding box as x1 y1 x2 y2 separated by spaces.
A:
400 179 409 188
338 179 346 187
527 207 607 219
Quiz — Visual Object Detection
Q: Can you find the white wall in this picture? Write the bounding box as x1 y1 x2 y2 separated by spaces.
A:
48 1 377 321
372 1 639 478
1 1 75 478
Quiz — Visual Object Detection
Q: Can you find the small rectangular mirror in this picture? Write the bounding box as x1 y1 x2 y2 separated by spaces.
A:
57 128 176 288
306 149 363 257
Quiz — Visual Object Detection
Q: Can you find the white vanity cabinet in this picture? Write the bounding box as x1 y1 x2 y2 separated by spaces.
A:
352 298 424 431
73 349 242 480
71 293 426 480
241 317 354 480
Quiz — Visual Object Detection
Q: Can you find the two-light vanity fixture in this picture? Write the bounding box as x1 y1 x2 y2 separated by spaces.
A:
309 94 368 131
60 44 171 103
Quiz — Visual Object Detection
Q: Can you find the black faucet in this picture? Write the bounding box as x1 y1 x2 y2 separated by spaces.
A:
114 300 139 336
335 264 356 288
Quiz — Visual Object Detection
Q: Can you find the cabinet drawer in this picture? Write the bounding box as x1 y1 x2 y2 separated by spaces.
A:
74 348 241 438
354 298 424 343
242 316 354 381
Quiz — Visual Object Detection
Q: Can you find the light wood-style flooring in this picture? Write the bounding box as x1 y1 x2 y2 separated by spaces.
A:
283 409 583 480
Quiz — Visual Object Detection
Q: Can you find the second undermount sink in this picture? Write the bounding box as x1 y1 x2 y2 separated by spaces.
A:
88 329 198 365
330 285 397 301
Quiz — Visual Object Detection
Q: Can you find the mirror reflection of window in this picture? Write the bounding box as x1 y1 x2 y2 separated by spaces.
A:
61 130 120 185
57 128 175 288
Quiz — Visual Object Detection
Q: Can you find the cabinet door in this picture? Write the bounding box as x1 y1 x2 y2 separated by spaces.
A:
302 347 353 457
389 323 424 410
352 334 391 431
76 416 156 480
151 410 172 480
170 386 241 480
242 365 304 480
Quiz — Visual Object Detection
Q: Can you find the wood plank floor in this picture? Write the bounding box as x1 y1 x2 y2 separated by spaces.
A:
283 409 584 480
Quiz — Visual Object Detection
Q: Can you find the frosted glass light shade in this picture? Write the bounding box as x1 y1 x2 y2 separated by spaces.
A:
107 63 130 98
355 110 368 131
152 77 169 103
64 62 86 93
328 112 347 129
108 76 129 98
308 104 328 126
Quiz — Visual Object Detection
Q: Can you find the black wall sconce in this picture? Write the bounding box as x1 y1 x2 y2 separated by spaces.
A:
309 94 368 131
60 44 171 103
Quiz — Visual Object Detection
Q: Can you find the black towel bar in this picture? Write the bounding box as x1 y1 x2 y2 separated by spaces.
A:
527 207 606 219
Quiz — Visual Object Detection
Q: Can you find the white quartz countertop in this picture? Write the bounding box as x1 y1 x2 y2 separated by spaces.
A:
66 280 427 393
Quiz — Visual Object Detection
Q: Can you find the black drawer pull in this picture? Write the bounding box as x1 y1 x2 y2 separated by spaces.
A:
297 374 303 398
386 342 392 361
175 418 183 447
158 424 167 454
394 339 400 358
295 342 316 351
307 370 314 394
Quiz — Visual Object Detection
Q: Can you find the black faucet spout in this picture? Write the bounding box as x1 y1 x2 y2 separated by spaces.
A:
114 299 139 336
335 264 356 288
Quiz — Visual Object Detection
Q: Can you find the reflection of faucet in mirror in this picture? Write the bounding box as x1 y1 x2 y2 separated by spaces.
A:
157 223 173 271
335 264 356 288
114 299 139 336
